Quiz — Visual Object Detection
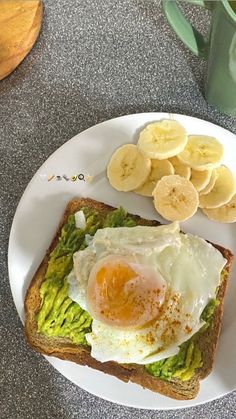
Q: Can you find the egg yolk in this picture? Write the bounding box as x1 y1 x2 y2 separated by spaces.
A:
86 256 166 329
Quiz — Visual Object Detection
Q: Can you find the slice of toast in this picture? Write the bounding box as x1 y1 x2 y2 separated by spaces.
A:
24 198 234 400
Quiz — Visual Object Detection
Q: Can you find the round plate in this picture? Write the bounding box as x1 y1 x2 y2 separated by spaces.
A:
8 113 236 409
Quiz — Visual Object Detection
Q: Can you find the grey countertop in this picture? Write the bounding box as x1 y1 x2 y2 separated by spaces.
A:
1 1 236 418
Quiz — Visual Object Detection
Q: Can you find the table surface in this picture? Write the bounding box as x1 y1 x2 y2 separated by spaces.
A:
1 1 236 418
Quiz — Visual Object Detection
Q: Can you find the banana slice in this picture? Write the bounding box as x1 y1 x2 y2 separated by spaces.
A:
135 159 174 197
199 169 217 195
152 175 199 222
178 135 224 171
202 194 236 223
137 119 187 159
107 144 151 192
199 166 236 209
190 168 212 192
169 156 191 179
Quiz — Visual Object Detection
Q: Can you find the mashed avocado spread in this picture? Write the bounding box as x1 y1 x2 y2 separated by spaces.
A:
36 206 225 381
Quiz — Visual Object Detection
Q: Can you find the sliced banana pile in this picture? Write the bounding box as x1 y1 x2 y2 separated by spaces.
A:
107 119 236 223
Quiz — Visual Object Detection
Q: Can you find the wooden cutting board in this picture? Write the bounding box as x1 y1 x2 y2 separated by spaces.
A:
0 0 43 80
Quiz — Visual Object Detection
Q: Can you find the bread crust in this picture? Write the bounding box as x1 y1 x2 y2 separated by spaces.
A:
24 198 234 400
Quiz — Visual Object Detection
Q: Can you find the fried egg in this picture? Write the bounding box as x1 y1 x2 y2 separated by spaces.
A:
68 221 226 364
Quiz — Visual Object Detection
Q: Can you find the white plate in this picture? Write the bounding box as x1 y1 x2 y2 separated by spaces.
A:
8 113 236 410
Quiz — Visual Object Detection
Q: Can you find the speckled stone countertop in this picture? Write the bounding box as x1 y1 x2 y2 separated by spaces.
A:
1 0 236 418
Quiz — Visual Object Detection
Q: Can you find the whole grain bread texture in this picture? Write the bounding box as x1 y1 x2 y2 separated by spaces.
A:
24 198 234 400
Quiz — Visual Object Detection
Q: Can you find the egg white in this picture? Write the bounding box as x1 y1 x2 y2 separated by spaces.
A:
68 221 226 365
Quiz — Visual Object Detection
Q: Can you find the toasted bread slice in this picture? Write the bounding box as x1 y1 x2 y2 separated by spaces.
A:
24 198 233 400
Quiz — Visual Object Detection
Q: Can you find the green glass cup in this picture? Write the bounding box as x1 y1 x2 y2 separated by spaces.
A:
162 0 236 116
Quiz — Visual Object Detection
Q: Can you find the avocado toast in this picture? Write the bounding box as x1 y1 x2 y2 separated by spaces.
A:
24 198 234 400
